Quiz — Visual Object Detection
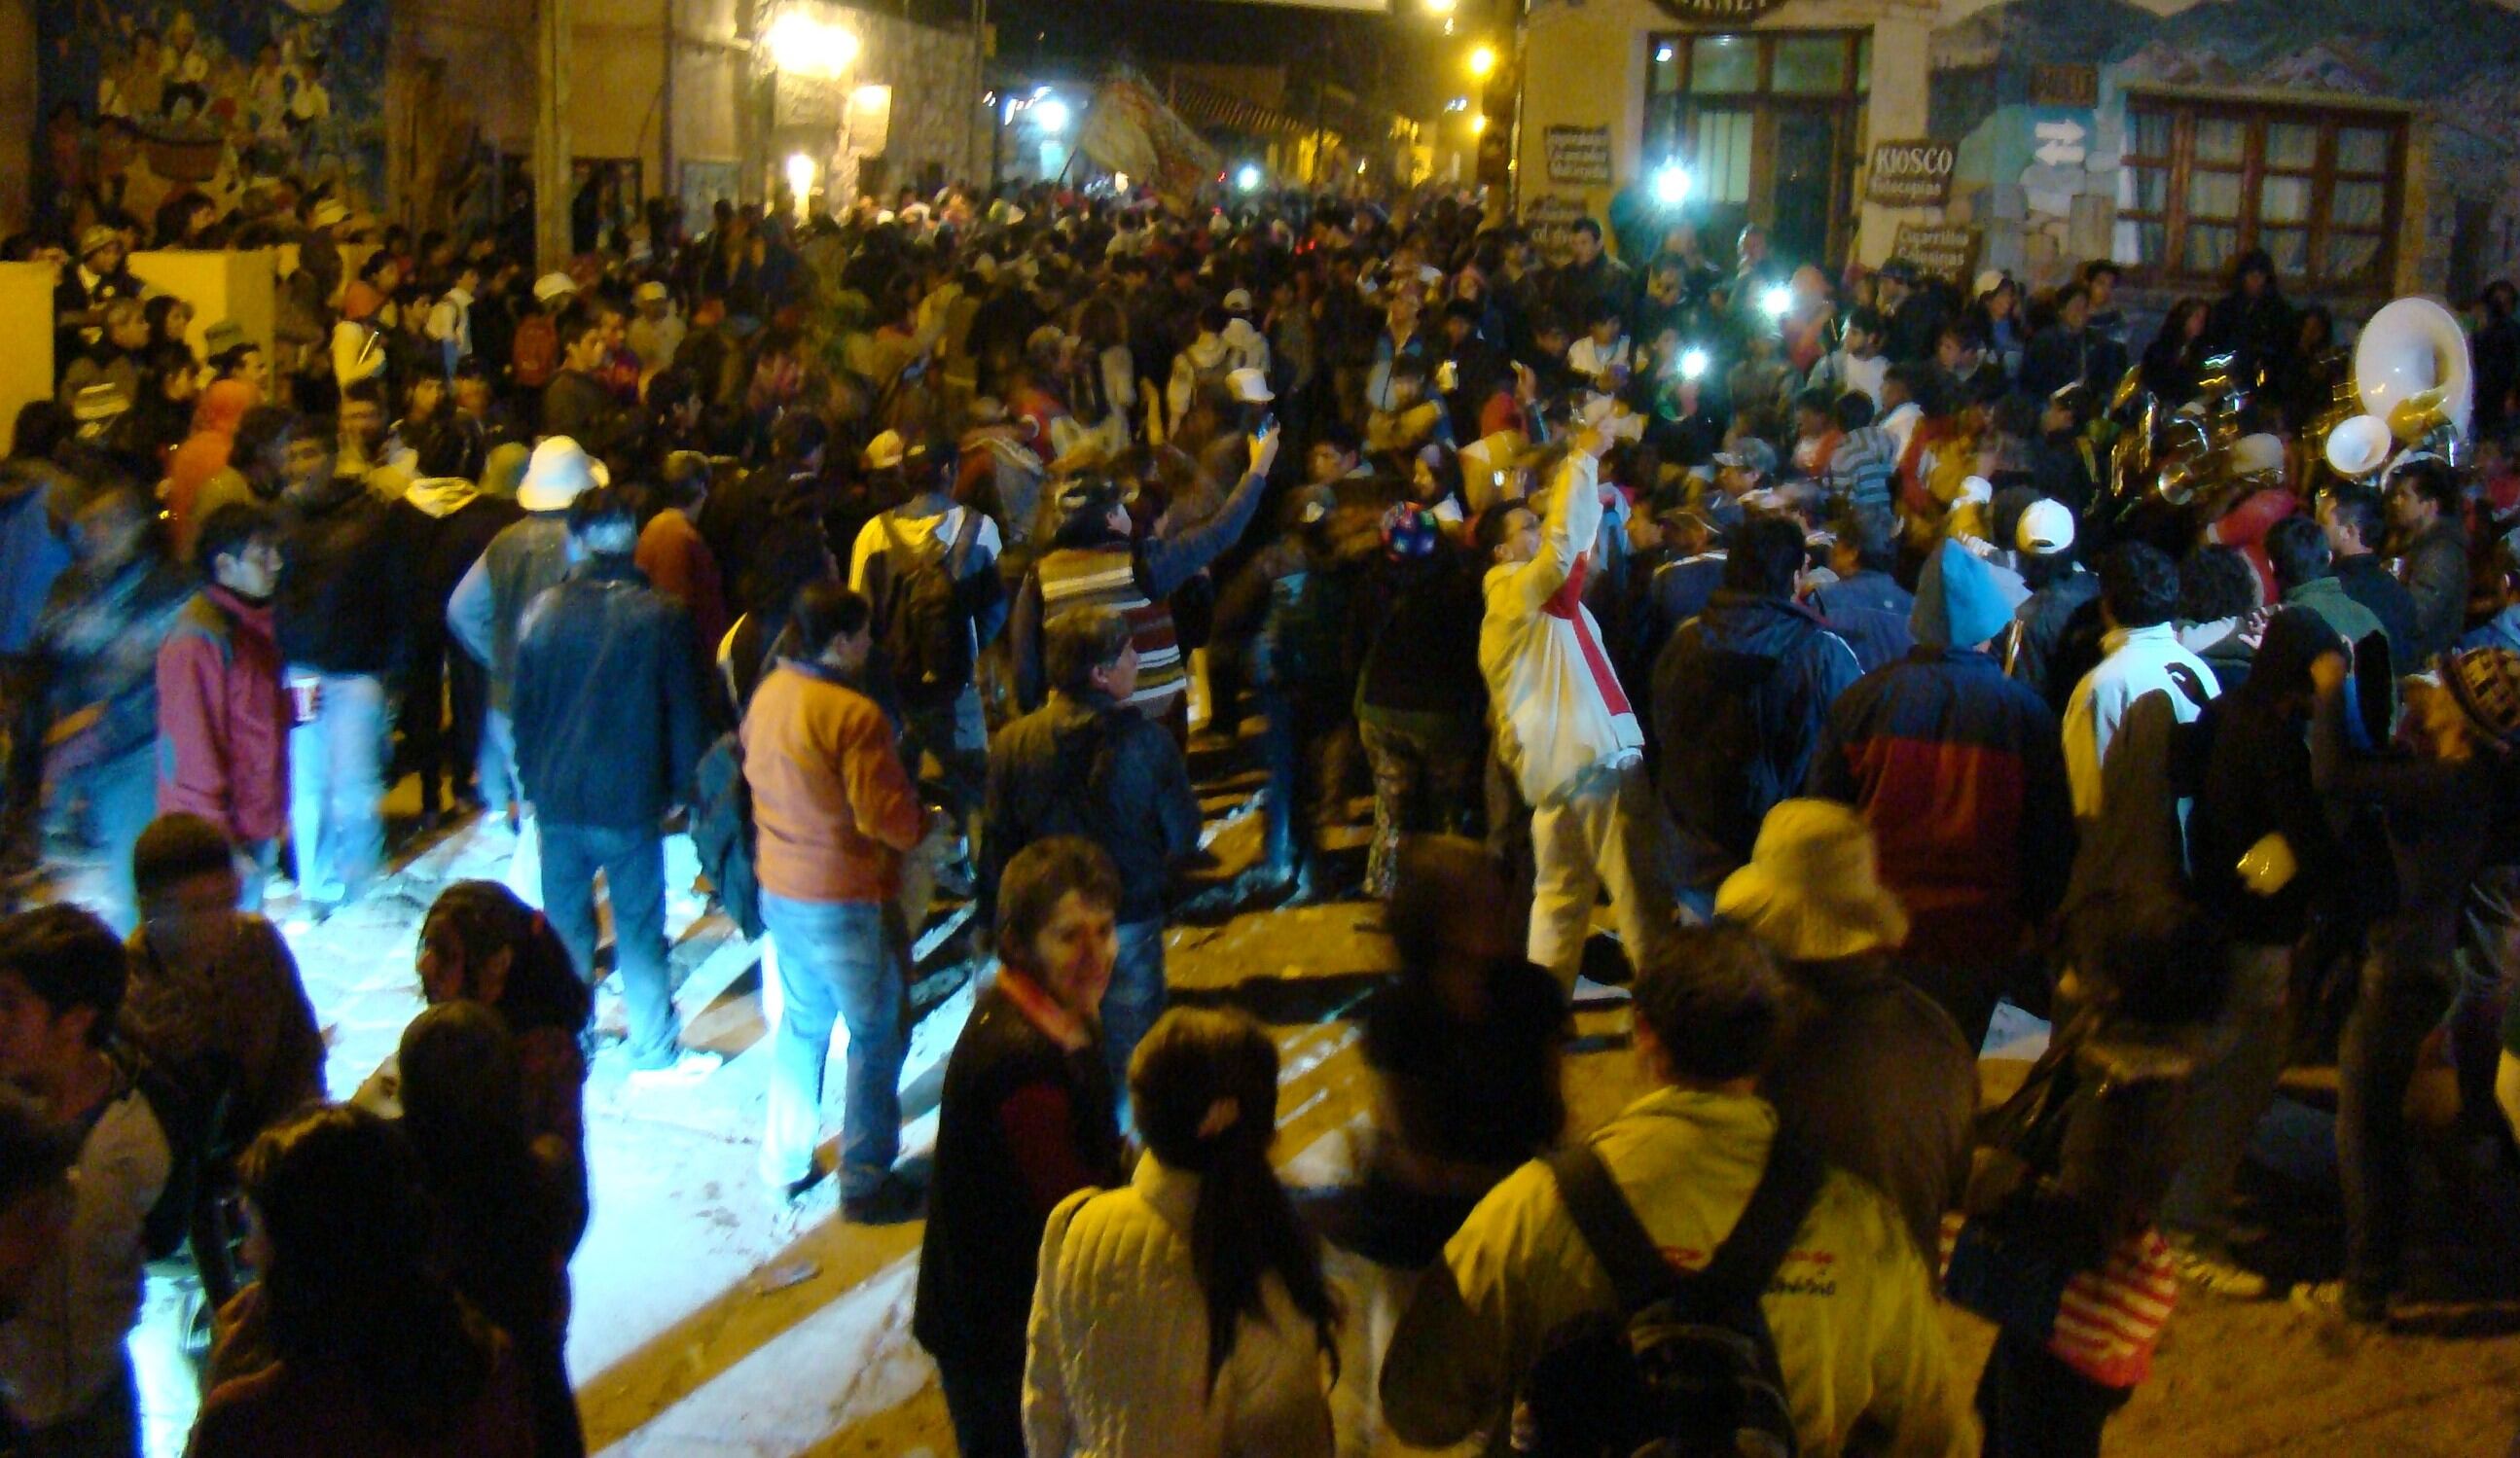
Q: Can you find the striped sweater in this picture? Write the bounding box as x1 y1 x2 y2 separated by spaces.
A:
1033 545 1186 718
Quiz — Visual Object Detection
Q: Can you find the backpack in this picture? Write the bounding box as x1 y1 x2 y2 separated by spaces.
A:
1513 1134 1823 1458
873 508 991 709
690 730 765 940
512 313 560 390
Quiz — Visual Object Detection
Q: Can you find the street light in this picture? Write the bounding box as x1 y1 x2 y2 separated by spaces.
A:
1467 44 1497 79
1034 96 1070 134
1653 163 1692 206
1425 0 1457 13
1237 164 1263 193
1469 115 1488 136
764 10 859 78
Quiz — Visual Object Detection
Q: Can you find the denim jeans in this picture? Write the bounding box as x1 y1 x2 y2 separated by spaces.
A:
285 669 387 906
1106 918 1168 1130
478 706 521 817
760 892 906 1195
2162 941 2293 1243
539 821 680 1069
2337 950 2457 1298
235 837 279 914
65 746 158 937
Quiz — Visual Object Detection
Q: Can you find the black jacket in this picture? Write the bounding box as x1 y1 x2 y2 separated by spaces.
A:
913 982 1123 1369
512 557 708 829
2331 552 2423 677
274 482 411 676
982 689 1201 925
1653 592 1860 884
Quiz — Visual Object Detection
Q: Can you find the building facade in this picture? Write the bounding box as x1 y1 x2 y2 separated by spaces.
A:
1518 0 2520 310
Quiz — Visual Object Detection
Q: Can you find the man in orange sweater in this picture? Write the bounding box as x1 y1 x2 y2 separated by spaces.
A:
740 583 929 1217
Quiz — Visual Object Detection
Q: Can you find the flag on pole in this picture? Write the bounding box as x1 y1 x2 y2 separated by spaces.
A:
1078 68 1222 207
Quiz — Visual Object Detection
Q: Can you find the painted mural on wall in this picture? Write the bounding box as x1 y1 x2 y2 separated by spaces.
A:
1924 0 2520 300
32 0 389 239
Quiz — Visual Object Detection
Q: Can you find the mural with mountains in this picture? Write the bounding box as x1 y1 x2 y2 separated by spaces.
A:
1924 0 2520 299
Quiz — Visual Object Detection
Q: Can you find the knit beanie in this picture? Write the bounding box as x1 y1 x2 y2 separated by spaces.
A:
1912 539 2013 650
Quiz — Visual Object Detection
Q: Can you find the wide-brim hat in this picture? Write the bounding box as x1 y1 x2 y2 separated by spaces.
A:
200 319 249 360
1714 800 1910 963
517 437 604 511
78 225 121 260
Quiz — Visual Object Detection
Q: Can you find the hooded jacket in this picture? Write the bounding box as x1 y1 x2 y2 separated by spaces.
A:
166 380 258 561
1379 1087 1975 1455
1652 591 1860 882
0 458 73 657
982 688 1202 926
156 587 289 842
274 478 410 677
37 549 196 767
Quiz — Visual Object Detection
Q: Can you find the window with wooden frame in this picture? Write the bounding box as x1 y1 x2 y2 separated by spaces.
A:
1641 31 1869 266
2115 95 2404 293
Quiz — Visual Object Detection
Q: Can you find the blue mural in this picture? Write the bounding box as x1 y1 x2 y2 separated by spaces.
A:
1925 0 2520 297
33 0 390 237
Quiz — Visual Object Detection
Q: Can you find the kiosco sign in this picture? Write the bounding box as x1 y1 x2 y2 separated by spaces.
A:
1865 140 1957 208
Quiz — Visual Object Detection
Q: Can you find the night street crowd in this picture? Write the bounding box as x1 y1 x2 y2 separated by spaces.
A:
4 164 2520 1458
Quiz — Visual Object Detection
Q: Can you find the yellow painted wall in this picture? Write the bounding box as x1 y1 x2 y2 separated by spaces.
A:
126 250 277 363
0 264 54 445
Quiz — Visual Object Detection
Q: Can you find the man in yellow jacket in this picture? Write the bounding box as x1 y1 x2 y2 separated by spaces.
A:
1380 923 1977 1456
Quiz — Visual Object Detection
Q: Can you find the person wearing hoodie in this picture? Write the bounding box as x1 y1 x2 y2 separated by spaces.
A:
270 411 412 914
449 438 598 829
1808 539 2075 1046
393 421 523 828
982 607 1202 1111
1218 287 1272 378
330 251 401 393
1653 513 1861 912
165 380 261 563
155 504 290 907
1165 305 1238 428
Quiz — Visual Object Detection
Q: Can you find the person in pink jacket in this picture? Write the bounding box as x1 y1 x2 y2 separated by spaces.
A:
156 502 289 908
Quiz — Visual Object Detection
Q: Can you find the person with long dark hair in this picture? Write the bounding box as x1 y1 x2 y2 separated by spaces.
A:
358 880 594 1248
2140 297 2212 407
399 1004 586 1457
914 837 1130 1457
1025 1006 1337 1455
189 1105 535 1456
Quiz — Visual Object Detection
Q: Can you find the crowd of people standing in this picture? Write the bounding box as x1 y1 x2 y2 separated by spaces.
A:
2 166 2520 1457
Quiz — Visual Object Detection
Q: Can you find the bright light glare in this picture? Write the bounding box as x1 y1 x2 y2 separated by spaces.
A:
1653 164 1692 206
1761 284 1794 318
785 153 816 205
765 11 859 78
1112 172 1130 192
1425 0 1457 13
1469 115 1488 135
1236 164 1263 193
1680 347 1710 380
1468 45 1497 78
1034 97 1070 134
1656 46 1674 62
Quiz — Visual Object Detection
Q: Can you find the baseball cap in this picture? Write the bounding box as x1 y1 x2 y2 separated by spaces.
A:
863 430 908 471
532 271 578 304
308 199 349 231
633 280 669 303
1026 324 1069 358
201 319 249 361
1221 287 1254 313
1713 439 1779 477
1227 368 1274 405
2016 499 2077 555
77 224 120 259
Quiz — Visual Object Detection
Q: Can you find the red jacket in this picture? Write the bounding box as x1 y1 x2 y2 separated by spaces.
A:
157 587 289 843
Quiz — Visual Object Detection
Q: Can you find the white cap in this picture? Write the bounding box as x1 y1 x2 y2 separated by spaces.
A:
1227 368 1274 405
1955 475 1995 508
864 430 908 471
1973 268 2009 300
532 271 578 304
518 437 601 512
2017 498 2077 555
633 280 669 302
1221 287 1254 312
